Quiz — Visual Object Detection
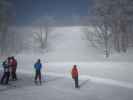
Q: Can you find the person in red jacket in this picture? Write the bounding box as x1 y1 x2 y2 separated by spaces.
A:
11 56 17 80
71 65 79 88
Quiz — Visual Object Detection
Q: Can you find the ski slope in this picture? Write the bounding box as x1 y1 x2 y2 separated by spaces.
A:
0 26 133 100
13 26 133 87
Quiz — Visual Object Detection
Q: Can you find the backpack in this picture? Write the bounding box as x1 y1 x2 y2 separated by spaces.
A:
3 61 9 72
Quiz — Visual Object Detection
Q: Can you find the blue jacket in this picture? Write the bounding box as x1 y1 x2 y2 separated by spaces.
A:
34 62 42 70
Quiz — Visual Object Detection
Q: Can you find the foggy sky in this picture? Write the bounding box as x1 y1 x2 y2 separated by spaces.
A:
11 0 92 26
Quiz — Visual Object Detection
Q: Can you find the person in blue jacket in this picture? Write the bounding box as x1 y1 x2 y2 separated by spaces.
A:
34 59 42 84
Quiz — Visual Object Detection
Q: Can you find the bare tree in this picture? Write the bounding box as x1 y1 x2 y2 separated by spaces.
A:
99 0 133 52
83 0 113 57
84 0 133 57
110 0 133 52
83 21 112 57
33 16 55 52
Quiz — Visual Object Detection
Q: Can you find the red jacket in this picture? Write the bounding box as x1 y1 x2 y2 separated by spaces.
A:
11 59 17 71
71 66 78 79
12 59 17 66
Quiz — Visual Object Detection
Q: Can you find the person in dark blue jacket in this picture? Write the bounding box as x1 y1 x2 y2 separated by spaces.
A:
34 59 42 84
0 57 11 85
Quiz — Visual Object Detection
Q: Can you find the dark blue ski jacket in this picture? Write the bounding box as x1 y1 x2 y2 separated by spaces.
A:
34 62 42 70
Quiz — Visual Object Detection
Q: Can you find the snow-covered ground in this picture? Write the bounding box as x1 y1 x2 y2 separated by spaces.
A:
0 26 133 100
0 74 133 100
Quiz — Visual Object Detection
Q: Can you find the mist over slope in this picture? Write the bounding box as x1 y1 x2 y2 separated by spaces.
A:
15 26 133 62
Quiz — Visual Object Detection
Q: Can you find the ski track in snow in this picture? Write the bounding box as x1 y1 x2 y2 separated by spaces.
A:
19 70 133 90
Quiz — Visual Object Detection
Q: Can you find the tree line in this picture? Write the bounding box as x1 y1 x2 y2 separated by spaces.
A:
0 0 23 56
84 0 133 57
